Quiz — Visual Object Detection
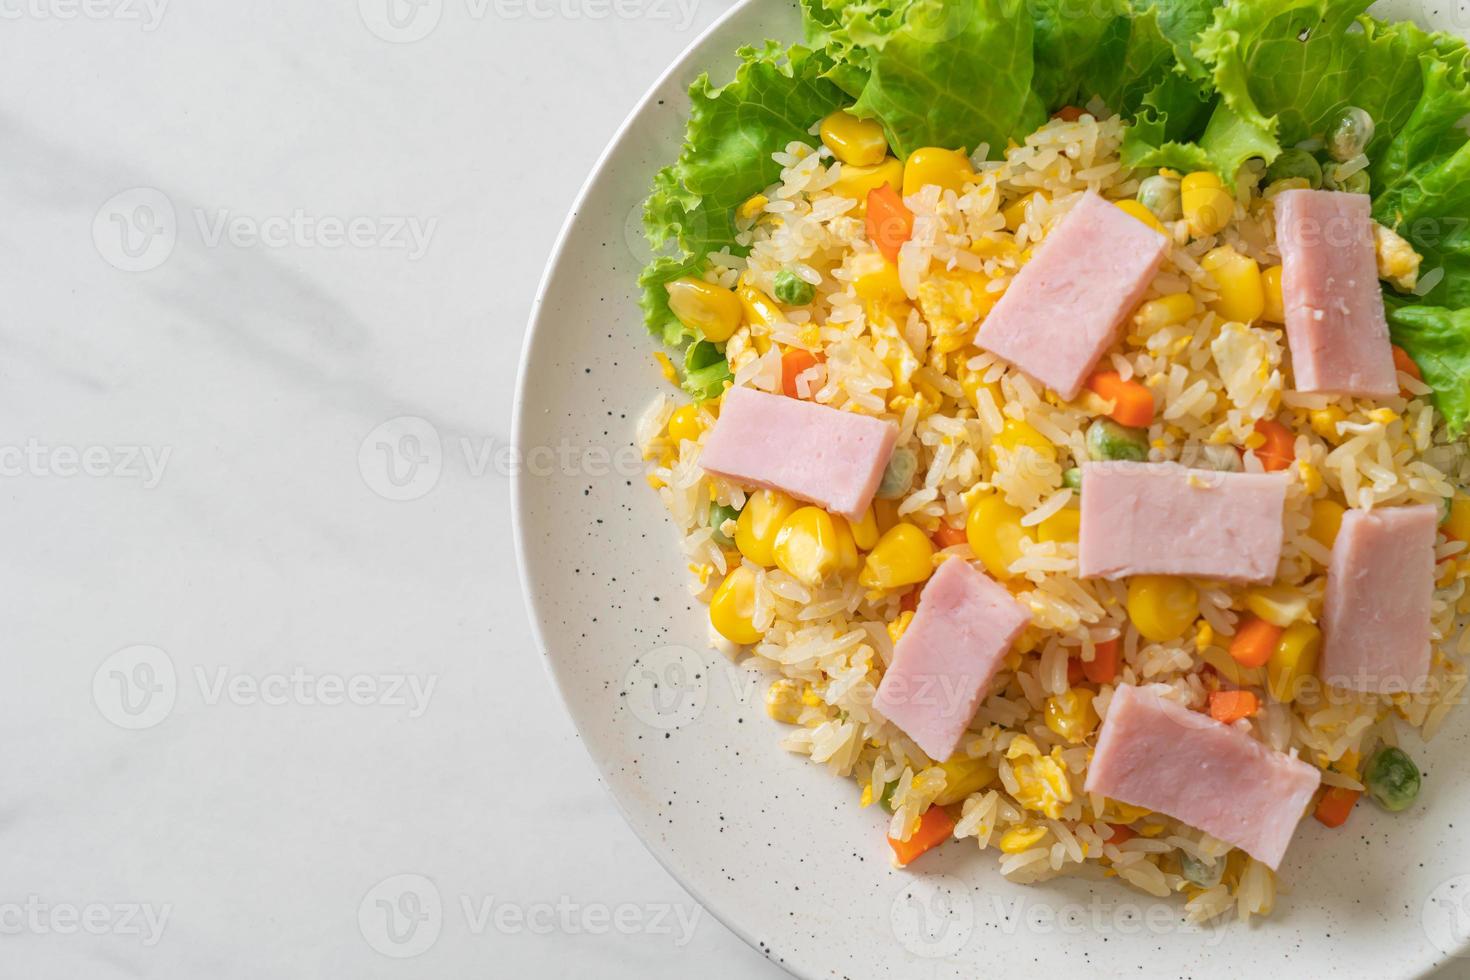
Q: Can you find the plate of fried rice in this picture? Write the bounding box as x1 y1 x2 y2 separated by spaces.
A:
515 0 1470 975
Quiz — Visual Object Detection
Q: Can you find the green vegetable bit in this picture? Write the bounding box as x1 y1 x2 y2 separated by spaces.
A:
1062 467 1083 491
1086 419 1149 463
877 447 918 499
681 339 731 402
1179 852 1224 888
1324 162 1369 194
1265 149 1322 189
1325 105 1375 163
879 779 901 813
1137 175 1181 221
773 269 816 306
1363 746 1421 812
709 502 741 547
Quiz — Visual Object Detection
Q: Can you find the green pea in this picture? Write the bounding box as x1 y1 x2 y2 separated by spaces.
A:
1339 169 1370 195
1325 105 1375 163
1179 852 1223 888
773 269 816 306
1363 746 1420 812
1086 419 1149 462
1062 467 1083 491
1137 175 1181 221
1265 148 1322 189
877 446 918 498
709 502 741 547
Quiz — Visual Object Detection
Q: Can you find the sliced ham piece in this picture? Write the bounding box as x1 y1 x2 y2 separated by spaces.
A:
1274 189 1397 397
976 191 1169 400
1085 684 1321 870
1078 462 1288 583
698 386 897 522
1322 504 1436 693
873 558 1030 762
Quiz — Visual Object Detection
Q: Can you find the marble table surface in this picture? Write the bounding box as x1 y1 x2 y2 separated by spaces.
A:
0 2 789 976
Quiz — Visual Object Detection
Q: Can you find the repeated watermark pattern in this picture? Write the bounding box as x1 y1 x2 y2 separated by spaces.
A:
92 646 437 729
358 415 644 501
1424 873 1470 959
357 0 701 43
93 188 437 272
357 874 703 958
619 644 766 732
0 439 171 487
0 897 172 947
0 0 167 29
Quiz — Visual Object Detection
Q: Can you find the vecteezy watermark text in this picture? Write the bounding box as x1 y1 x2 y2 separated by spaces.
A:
0 0 168 29
357 0 700 43
0 439 170 488
0 897 172 947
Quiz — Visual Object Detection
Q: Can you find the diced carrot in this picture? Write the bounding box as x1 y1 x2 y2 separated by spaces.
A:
1392 344 1422 383
781 348 821 399
867 184 914 264
899 588 919 613
1052 105 1086 122
1314 786 1361 829
1229 614 1283 668
932 523 968 549
1252 419 1295 472
888 804 957 866
1081 638 1120 685
1103 823 1136 844
1086 370 1155 427
1067 657 1086 687
1208 689 1259 724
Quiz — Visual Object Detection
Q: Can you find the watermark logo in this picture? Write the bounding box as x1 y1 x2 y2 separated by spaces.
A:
890 874 974 958
0 897 172 946
93 187 176 272
358 0 442 41
0 439 171 487
359 416 443 501
92 645 177 730
359 874 443 958
621 645 709 731
1424 873 1470 959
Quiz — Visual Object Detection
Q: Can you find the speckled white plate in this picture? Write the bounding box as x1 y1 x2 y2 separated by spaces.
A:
514 2 1470 976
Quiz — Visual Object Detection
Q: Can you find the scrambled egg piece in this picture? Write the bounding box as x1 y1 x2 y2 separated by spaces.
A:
916 269 995 354
1006 735 1073 819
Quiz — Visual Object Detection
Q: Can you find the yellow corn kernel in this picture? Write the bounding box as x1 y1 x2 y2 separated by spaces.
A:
887 610 914 645
1200 245 1265 324
1267 621 1322 703
773 506 843 587
1134 293 1196 333
1037 507 1081 544
667 404 702 443
735 489 800 567
1445 492 1470 542
1297 461 1323 495
765 678 803 724
999 825 1049 854
860 523 936 590
1115 199 1165 233
1245 586 1312 628
832 513 860 574
830 156 904 201
736 281 782 330
737 194 768 222
1126 575 1199 643
903 146 976 197
1180 171 1233 237
1196 619 1214 651
1308 498 1346 551
1044 689 1098 744
935 756 998 806
666 277 742 342
850 251 907 304
966 493 1033 580
849 505 880 551
989 418 1057 467
1261 265 1285 323
710 565 762 645
1309 406 1347 444
1002 192 1046 232
820 109 889 167
958 361 1001 413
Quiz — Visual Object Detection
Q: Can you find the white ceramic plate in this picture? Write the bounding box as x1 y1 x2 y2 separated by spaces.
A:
515 3 1470 976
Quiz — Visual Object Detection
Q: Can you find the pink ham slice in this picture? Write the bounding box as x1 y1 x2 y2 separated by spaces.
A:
1274 189 1397 397
1078 462 1288 583
1085 684 1321 870
1322 504 1436 693
976 191 1169 400
873 558 1030 762
698 386 897 522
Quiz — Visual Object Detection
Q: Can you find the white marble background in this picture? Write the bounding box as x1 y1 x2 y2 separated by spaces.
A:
0 1 790 976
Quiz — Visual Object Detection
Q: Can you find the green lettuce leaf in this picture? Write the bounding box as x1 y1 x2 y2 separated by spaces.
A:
682 339 733 401
1388 305 1470 432
638 42 847 345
